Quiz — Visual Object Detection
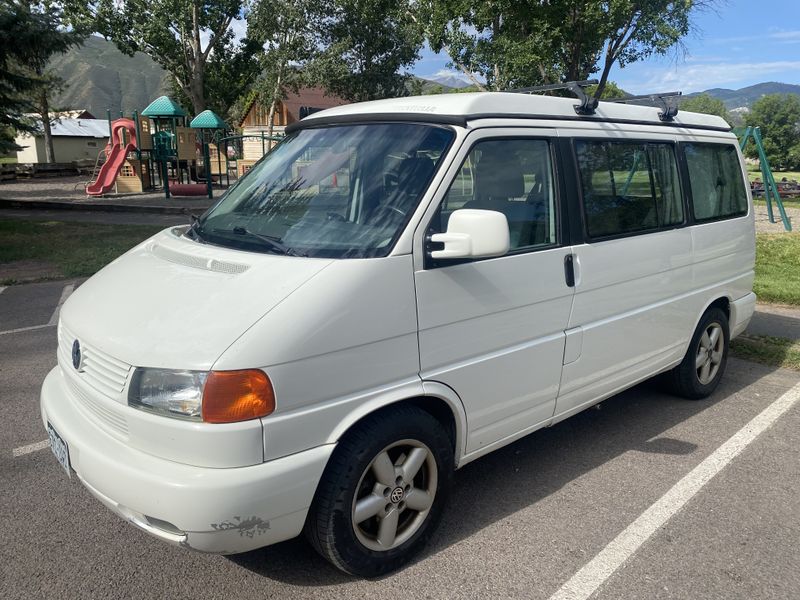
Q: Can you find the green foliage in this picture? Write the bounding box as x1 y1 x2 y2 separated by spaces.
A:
0 2 83 158
0 219 162 284
246 0 321 125
312 0 422 102
0 3 75 153
680 93 732 125
61 0 252 116
587 81 628 100
745 94 800 171
753 233 800 305
419 0 702 97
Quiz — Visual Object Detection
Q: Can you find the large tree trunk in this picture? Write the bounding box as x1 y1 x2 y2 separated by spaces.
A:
189 68 205 114
266 67 283 145
39 89 55 163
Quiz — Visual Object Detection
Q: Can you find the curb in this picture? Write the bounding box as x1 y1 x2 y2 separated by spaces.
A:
0 197 212 215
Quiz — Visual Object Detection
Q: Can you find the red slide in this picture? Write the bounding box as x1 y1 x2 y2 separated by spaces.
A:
87 118 138 196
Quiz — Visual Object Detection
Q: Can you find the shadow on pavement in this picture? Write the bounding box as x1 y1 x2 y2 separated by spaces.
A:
228 359 790 585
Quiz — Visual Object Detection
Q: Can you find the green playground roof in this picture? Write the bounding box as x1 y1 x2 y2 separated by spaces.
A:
141 96 187 118
190 109 227 129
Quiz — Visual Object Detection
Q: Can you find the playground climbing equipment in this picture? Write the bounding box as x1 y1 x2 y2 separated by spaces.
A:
735 126 792 232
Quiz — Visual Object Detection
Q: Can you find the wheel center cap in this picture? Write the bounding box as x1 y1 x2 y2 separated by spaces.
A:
390 486 405 503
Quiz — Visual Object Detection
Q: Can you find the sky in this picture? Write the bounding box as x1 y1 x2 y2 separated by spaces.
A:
412 0 800 93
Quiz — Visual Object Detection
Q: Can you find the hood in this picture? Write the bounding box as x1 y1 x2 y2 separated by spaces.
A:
60 227 332 371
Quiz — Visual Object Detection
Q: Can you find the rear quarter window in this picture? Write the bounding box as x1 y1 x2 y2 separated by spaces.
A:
684 143 748 222
575 140 684 239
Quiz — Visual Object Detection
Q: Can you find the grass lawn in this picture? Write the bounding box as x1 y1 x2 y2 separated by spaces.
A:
747 168 800 183
0 219 163 284
754 233 800 305
0 157 17 164
731 335 800 371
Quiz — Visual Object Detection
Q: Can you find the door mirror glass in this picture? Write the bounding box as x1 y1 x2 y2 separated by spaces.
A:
430 209 510 259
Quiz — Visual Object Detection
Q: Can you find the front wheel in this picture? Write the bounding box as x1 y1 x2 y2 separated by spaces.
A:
668 306 730 399
305 404 453 577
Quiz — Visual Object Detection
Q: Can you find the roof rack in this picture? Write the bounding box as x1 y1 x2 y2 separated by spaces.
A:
607 91 682 122
507 79 599 116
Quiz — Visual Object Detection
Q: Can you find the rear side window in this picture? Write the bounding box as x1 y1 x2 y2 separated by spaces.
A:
576 141 683 239
684 143 748 221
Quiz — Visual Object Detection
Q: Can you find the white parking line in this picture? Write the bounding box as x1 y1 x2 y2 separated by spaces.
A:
0 282 74 335
0 286 6 295
48 283 75 326
549 380 800 600
12 439 49 457
0 323 56 336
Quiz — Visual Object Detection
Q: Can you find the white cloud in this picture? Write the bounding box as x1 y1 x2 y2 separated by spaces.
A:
617 60 800 94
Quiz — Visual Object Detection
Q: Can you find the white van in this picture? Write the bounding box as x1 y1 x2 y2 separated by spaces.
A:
41 92 755 576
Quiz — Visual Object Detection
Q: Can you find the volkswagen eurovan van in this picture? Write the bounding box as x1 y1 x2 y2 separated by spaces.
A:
41 92 756 576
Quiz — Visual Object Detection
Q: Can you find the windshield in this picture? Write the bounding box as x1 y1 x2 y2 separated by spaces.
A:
195 123 454 258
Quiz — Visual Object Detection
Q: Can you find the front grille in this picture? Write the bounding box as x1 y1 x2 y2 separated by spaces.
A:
65 375 129 438
58 323 132 399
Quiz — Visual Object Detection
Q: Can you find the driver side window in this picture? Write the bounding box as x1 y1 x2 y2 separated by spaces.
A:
431 138 557 251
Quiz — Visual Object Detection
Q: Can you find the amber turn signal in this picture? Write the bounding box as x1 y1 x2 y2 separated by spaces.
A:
202 369 275 424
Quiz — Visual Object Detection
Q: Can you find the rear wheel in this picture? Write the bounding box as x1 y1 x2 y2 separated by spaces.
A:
305 405 453 577
668 307 729 399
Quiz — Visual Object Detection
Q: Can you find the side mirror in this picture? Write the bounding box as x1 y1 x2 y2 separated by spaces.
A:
430 209 510 260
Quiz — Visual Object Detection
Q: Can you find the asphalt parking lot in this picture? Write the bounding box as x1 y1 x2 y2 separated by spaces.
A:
1 280 798 599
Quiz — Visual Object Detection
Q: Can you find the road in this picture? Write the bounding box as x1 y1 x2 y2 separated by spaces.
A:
1 280 798 599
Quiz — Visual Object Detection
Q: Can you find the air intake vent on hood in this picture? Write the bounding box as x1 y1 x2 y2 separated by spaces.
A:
151 243 250 274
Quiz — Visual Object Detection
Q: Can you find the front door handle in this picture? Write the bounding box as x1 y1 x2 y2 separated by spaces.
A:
564 254 575 287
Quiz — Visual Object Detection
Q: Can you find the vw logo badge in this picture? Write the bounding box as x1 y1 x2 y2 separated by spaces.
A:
390 487 405 504
71 339 82 370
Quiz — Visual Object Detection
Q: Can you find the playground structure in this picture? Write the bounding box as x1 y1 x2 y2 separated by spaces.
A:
735 126 792 232
84 96 262 199
86 118 140 196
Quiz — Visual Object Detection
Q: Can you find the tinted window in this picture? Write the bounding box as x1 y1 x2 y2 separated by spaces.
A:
576 141 683 238
685 143 748 221
434 139 557 251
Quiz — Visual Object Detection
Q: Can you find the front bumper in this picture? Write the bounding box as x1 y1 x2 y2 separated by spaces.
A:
40 367 334 554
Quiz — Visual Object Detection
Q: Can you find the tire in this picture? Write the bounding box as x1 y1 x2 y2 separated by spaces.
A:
304 404 454 577
668 306 730 400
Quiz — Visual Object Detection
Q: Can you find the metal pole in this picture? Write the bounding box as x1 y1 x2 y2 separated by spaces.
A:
203 134 213 199
133 111 141 161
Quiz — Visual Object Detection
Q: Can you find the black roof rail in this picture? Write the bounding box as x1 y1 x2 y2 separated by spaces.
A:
607 91 682 122
507 79 599 116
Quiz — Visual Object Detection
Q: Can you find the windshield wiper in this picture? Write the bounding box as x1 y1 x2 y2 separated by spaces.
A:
211 226 306 257
185 214 205 242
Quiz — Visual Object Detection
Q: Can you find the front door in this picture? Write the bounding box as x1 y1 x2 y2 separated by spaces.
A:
414 130 575 457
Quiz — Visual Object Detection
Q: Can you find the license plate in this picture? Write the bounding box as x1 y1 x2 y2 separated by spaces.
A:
47 422 71 478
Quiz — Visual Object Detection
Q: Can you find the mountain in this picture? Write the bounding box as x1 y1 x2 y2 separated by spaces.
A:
49 35 170 118
685 82 800 109
420 71 474 89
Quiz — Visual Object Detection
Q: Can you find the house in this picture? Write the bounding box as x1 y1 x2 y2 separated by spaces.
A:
238 87 348 160
15 115 109 164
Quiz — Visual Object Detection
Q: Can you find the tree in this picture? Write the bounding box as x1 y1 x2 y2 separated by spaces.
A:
247 0 322 139
420 0 709 98
745 94 800 171
680 93 732 125
0 2 41 154
62 0 248 115
0 2 83 161
313 0 422 102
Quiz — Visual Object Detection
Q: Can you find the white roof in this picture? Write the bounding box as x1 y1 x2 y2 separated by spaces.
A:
301 92 730 131
31 118 110 138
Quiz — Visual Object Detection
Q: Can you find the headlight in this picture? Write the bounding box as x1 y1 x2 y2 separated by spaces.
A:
128 369 207 420
128 368 275 423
